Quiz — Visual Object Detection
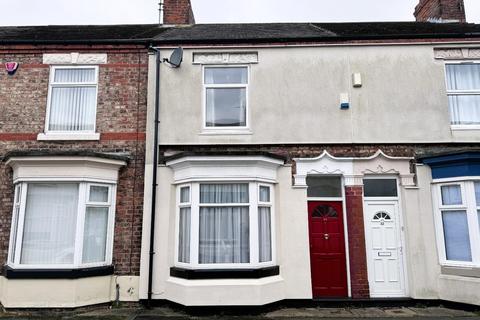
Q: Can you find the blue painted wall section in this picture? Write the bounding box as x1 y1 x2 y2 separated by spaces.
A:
422 152 480 179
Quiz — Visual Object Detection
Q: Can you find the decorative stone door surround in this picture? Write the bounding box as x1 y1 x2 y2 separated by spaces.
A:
293 150 414 299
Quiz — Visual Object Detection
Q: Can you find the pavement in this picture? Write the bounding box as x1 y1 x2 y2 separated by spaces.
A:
0 305 479 320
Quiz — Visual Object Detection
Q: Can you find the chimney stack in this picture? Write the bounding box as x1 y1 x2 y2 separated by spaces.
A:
414 0 466 23
162 0 195 25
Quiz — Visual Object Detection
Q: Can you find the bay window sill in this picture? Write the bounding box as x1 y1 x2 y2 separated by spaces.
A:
170 265 279 280
37 132 101 141
3 265 114 279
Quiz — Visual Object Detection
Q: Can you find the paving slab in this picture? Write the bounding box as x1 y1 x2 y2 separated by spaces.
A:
349 307 390 318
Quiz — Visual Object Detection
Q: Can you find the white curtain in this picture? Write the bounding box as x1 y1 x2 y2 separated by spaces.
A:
441 185 462 205
442 210 472 262
258 207 272 262
21 183 78 264
82 207 108 264
178 207 191 263
446 64 480 125
475 182 480 206
199 183 249 264
205 88 246 127
200 184 248 203
199 207 249 264
49 68 97 131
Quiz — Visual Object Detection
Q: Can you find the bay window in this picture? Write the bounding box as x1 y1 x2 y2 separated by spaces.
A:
8 182 115 268
434 181 480 267
176 182 274 269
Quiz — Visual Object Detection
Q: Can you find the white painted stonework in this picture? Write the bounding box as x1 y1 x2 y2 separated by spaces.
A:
6 156 126 184
43 53 108 65
434 48 480 60
192 52 258 64
293 150 415 187
166 155 284 184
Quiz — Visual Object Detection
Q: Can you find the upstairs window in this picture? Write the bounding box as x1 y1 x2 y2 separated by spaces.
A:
46 66 99 132
445 63 480 126
204 66 248 128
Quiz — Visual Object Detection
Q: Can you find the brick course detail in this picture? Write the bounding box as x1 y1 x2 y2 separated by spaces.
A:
0 47 148 276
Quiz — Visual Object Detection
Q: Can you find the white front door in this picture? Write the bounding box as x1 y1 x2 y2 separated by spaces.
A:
364 201 406 297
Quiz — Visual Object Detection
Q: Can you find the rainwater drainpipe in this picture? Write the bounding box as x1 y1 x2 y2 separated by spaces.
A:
147 46 161 307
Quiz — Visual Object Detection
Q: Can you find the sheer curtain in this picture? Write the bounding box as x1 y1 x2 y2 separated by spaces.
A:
199 184 249 264
49 68 97 131
442 210 472 262
21 183 78 264
446 64 480 125
441 185 462 205
178 207 191 263
82 207 108 264
258 207 272 262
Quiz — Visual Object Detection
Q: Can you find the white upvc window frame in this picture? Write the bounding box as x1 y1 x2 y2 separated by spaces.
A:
174 181 275 270
7 180 116 269
202 65 250 133
40 65 100 140
444 60 480 130
433 179 480 268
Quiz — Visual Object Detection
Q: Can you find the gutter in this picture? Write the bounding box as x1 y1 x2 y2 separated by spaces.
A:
147 46 161 307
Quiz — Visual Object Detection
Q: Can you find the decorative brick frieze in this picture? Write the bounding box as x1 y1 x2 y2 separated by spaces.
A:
434 48 480 60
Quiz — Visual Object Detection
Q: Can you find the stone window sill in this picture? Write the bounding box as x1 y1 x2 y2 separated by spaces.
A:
170 265 279 280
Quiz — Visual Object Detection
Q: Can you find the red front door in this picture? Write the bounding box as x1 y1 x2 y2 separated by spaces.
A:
308 201 348 298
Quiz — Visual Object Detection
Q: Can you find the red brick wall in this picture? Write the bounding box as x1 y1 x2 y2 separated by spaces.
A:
414 0 466 22
345 186 370 299
163 0 195 24
0 46 148 275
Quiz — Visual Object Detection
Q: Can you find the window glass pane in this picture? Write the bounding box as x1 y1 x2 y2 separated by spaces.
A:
200 184 249 203
206 88 246 127
10 185 21 263
475 182 480 206
180 187 190 203
178 207 191 263
54 68 96 83
441 185 462 205
199 207 249 263
442 210 472 262
306 176 342 198
363 179 398 197
259 186 270 202
258 207 272 262
48 87 97 131
82 207 108 264
89 185 109 203
448 95 480 125
446 64 480 91
204 67 247 84
21 183 78 264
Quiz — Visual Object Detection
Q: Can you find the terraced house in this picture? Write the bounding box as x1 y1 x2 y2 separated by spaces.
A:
1 0 480 310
